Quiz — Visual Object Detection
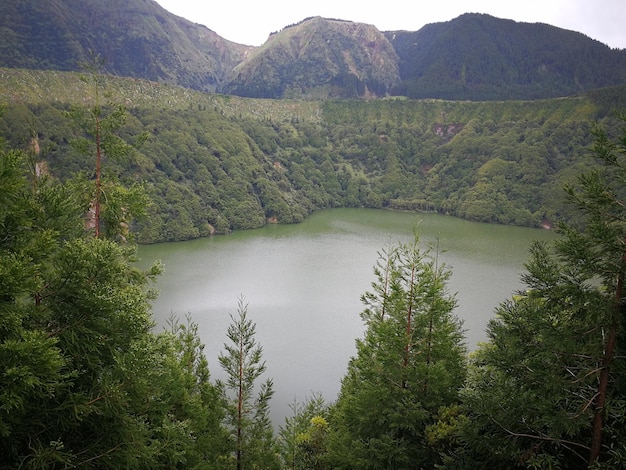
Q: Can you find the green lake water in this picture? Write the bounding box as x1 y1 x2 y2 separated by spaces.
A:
138 208 556 424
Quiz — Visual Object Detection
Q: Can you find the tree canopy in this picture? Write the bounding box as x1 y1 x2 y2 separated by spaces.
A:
440 116 626 468
326 235 467 469
2 85 625 244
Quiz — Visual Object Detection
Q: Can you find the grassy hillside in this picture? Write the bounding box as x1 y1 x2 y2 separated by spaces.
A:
2 68 625 243
3 1 625 101
223 17 400 99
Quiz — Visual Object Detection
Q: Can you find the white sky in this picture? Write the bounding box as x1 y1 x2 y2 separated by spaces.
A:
154 0 626 49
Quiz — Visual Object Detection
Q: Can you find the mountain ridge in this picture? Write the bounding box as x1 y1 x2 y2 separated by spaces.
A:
0 1 625 100
222 16 401 98
386 13 626 100
0 0 252 92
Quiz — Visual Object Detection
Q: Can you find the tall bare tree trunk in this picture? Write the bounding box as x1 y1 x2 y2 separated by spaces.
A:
94 114 101 238
589 263 624 464
237 332 244 470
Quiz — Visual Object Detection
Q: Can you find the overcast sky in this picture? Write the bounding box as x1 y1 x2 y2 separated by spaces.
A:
154 0 626 49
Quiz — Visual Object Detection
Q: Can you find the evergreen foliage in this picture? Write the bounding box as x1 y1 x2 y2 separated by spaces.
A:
3 1 626 101
0 123 233 468
327 235 467 469
444 117 626 468
278 394 330 469
66 52 147 240
3 76 626 244
219 297 281 469
388 14 626 101
0 0 248 92
2 28 626 465
152 315 230 468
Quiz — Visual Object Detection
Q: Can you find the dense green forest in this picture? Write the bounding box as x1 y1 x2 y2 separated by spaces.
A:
1 112 625 468
2 68 626 243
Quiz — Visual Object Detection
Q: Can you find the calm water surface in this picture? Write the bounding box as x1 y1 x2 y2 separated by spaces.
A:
137 208 556 424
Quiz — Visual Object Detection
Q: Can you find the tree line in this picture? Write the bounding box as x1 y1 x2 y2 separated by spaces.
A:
2 84 626 244
1 63 625 467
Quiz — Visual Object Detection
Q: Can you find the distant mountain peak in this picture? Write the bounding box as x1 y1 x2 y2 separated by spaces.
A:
385 12 626 100
0 0 250 91
223 17 400 99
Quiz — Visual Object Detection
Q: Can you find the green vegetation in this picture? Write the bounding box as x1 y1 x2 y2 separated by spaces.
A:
218 297 280 469
1 58 626 467
0 141 258 468
223 17 400 99
3 1 626 101
388 13 626 101
0 81 626 469
2 68 626 244
438 116 626 468
326 236 466 468
0 0 249 92
278 394 329 469
227 13 626 101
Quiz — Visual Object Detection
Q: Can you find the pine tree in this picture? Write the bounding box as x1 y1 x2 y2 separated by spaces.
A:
567 120 626 464
141 315 230 468
278 393 329 469
1 101 234 469
0 141 163 468
455 116 626 468
218 297 280 470
0 149 72 467
67 51 147 241
327 234 467 469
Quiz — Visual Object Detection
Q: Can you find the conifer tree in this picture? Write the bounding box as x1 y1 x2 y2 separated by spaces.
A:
218 297 280 469
0 145 163 467
1 97 233 469
278 393 329 469
0 148 72 466
453 116 626 468
143 315 230 467
327 234 467 469
68 51 147 241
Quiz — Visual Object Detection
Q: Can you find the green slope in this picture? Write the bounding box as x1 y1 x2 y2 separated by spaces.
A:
2 69 625 243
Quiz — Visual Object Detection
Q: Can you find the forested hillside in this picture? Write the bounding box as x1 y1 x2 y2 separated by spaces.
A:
2 68 626 243
0 0 250 91
387 13 626 100
2 2 626 467
222 17 401 99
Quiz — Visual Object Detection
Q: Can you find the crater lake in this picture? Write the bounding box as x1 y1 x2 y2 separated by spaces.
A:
137 208 556 424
